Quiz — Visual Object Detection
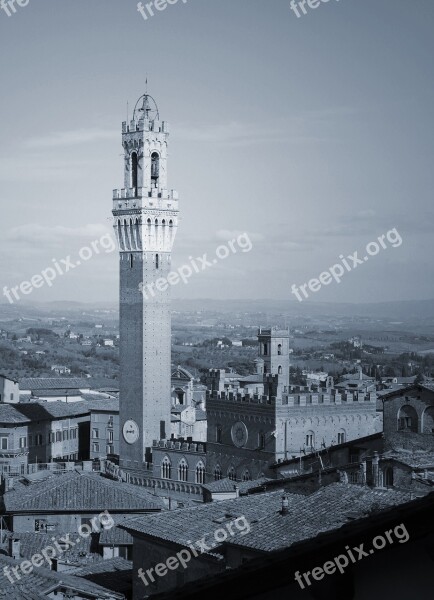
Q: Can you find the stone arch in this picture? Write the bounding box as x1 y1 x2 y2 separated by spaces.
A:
383 467 394 488
422 406 434 434
398 404 418 432
305 430 315 449
161 455 171 479
178 458 188 482
214 464 222 481
337 428 346 444
227 466 236 481
195 461 206 484
242 469 251 482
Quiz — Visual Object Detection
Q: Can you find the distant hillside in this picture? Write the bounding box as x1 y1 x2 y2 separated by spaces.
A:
1 298 434 320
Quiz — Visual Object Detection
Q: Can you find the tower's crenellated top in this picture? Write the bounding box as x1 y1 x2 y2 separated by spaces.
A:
122 93 169 135
113 90 180 254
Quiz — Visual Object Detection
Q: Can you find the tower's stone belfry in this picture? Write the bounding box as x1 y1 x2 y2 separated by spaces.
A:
112 93 179 469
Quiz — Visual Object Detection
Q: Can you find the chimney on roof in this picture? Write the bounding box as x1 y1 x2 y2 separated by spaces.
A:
8 537 21 560
233 485 240 498
281 494 289 516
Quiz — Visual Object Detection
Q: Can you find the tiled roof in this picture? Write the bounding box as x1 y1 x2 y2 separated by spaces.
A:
202 478 239 493
269 433 383 469
381 450 434 469
15 401 90 421
71 557 133 595
4 531 97 565
381 383 434 399
29 389 83 397
85 398 119 412
20 377 91 391
121 483 412 554
72 557 132 576
19 377 120 392
0 404 31 425
3 471 163 513
99 525 133 545
121 490 298 550
203 477 271 494
227 484 413 553
0 555 124 599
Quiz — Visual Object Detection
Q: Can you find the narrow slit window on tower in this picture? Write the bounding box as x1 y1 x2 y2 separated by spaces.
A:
131 152 138 190
156 254 159 269
129 254 133 269
151 152 160 187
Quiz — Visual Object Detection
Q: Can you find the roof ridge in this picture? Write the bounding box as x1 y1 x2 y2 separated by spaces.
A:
16 470 81 508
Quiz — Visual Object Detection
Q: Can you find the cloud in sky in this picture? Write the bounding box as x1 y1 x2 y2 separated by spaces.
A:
23 128 118 150
175 108 355 147
6 223 112 248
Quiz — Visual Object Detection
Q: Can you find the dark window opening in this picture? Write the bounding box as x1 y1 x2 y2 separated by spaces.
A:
131 152 138 191
151 152 160 187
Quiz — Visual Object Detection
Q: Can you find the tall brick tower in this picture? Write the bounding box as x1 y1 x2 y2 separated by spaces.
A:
112 93 179 469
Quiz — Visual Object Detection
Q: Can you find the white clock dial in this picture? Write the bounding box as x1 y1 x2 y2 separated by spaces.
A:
123 420 140 445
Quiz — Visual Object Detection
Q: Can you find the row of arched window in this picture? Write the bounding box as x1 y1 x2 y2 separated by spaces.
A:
304 429 347 449
146 218 174 227
214 465 254 482
161 457 205 484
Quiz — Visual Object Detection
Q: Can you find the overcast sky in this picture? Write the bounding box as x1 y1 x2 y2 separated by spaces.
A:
0 0 433 304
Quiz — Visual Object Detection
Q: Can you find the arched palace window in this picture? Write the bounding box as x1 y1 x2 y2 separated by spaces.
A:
178 459 188 482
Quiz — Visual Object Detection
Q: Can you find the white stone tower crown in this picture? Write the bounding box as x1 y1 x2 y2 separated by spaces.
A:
113 93 179 256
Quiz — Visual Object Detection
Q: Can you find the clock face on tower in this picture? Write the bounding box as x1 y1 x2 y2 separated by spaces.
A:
123 420 140 445
231 421 248 448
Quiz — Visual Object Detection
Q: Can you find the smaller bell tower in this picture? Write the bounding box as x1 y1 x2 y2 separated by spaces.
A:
257 328 290 389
